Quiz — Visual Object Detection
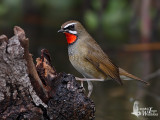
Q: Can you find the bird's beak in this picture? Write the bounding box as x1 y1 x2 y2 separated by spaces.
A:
58 29 64 33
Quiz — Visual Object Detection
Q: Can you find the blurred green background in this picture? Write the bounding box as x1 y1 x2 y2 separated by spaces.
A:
0 0 160 120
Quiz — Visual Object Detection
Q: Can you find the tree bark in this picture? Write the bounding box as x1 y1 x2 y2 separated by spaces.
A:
0 27 95 120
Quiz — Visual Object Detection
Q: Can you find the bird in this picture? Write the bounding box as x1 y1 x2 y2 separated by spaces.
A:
58 20 150 97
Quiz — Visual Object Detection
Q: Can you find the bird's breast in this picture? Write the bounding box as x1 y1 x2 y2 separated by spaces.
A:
68 44 106 79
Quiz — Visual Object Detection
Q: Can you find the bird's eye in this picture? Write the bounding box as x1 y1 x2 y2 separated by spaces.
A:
66 25 74 30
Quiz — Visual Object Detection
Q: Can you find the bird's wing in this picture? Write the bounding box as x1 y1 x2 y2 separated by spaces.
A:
85 41 123 85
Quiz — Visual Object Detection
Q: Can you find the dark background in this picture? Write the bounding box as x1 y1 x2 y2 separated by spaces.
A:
0 0 159 119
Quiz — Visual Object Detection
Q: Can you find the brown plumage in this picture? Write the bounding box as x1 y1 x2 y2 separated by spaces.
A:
85 40 122 85
119 68 149 85
58 20 149 97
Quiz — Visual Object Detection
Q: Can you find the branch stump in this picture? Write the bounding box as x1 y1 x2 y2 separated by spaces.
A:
0 27 95 120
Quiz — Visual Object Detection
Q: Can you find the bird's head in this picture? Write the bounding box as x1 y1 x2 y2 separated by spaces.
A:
58 20 86 45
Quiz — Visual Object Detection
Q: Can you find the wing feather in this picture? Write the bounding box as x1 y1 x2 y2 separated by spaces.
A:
85 41 123 85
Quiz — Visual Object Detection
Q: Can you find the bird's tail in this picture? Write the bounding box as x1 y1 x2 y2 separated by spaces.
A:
119 68 150 86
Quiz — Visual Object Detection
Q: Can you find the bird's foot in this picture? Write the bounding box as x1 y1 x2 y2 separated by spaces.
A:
75 77 104 97
80 81 86 91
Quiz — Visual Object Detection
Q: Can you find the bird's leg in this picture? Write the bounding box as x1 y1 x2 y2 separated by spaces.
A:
81 81 84 87
75 77 103 97
87 81 93 98
75 77 85 91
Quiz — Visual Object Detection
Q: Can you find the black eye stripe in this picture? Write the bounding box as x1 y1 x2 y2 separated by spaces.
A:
64 25 74 30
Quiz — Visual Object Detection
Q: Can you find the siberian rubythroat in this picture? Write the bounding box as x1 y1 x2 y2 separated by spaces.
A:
58 20 149 97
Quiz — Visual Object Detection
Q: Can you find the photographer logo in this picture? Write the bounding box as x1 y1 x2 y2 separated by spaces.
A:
131 101 158 117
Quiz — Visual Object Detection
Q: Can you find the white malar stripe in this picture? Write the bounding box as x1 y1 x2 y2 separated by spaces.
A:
69 30 77 34
64 23 77 28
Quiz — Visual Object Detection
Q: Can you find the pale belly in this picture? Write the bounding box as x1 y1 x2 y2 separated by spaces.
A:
69 55 107 79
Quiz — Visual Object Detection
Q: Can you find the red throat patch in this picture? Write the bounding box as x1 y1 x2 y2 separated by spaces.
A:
64 32 77 44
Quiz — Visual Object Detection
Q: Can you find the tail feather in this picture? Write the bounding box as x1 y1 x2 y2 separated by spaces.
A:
119 68 150 86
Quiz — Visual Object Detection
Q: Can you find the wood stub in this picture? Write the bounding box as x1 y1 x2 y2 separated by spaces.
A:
0 26 95 120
